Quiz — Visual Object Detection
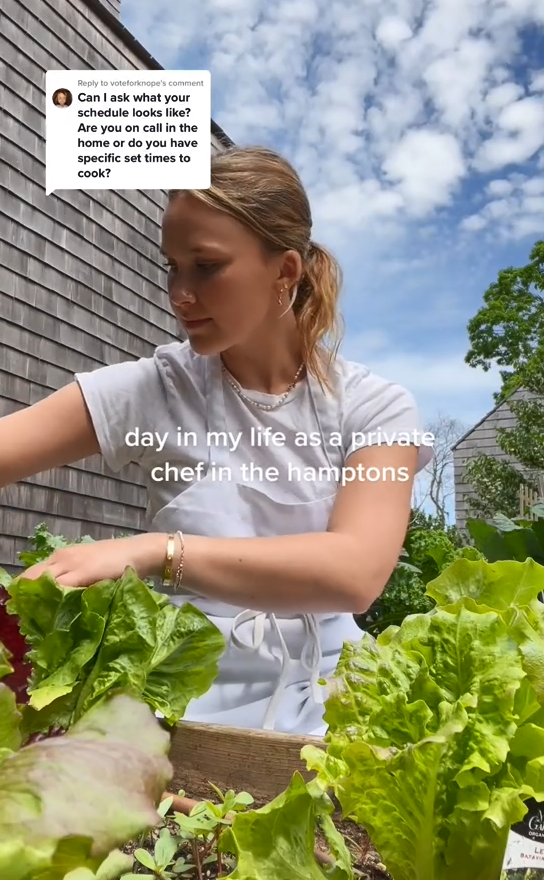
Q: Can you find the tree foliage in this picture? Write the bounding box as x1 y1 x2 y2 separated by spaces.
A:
357 510 479 635
463 240 544 516
464 455 537 521
465 239 544 400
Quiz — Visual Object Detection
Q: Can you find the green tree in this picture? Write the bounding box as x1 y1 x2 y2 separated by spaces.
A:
408 507 466 548
464 240 544 518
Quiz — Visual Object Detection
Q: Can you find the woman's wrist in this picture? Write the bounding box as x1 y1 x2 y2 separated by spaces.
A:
128 532 174 580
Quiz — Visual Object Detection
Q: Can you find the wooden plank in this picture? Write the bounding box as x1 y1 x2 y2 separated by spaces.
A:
0 504 145 541
0 317 110 374
1 178 163 286
23 467 146 507
2 483 142 526
0 265 172 349
0 508 143 548
168 723 323 804
0 241 176 335
0 292 158 364
6 0 144 75
95 0 120 17
1 115 164 231
2 149 163 258
0 214 164 306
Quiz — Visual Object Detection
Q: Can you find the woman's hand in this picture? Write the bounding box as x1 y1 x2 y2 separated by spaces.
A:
20 534 166 588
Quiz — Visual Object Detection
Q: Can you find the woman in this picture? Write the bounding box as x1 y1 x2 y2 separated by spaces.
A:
0 146 432 735
52 88 72 107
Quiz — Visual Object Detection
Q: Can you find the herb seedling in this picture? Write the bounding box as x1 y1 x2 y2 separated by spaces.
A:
173 783 253 878
122 827 190 879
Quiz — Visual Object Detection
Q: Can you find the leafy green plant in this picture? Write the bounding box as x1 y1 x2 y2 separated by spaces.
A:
0 525 155 704
219 772 353 879
2 566 225 739
0 640 173 880
303 557 544 880
467 503 544 565
123 776 355 879
359 521 485 636
169 784 252 877
500 871 540 879
464 455 532 522
408 509 466 549
16 522 96 569
127 827 182 878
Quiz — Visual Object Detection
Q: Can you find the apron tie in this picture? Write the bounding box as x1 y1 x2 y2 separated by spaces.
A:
230 610 324 730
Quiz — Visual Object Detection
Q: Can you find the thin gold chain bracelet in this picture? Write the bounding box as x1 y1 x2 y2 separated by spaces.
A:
173 530 185 593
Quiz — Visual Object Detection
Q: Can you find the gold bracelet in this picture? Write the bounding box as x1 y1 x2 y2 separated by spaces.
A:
162 533 176 586
173 530 185 593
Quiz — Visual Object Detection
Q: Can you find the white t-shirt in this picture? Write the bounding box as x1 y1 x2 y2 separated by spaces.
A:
75 341 432 523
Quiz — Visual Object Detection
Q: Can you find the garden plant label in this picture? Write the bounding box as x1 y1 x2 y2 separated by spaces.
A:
501 798 544 878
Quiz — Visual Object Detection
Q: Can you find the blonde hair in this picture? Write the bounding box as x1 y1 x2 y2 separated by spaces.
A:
169 146 344 390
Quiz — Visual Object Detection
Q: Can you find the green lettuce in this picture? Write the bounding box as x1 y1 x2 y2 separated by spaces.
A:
303 558 544 880
0 685 172 880
0 644 22 761
219 772 353 879
5 567 225 735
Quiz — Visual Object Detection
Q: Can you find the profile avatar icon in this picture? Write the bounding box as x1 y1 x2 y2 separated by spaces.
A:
52 88 72 107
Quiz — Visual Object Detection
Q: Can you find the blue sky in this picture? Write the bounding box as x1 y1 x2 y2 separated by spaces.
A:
119 0 544 523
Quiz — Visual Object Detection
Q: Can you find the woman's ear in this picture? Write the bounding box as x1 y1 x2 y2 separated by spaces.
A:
277 249 302 289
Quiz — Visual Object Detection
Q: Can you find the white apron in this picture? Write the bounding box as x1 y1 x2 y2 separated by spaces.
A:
150 355 362 736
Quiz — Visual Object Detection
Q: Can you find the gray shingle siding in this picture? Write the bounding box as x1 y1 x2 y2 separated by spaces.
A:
452 388 541 530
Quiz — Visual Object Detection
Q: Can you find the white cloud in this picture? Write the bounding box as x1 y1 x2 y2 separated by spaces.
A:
486 178 514 196
485 81 525 110
522 176 544 194
382 129 466 214
460 214 489 232
459 173 544 237
530 70 544 92
375 15 413 50
422 37 496 129
475 96 544 170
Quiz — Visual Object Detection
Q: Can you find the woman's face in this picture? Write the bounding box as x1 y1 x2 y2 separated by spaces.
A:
57 92 67 105
161 194 293 355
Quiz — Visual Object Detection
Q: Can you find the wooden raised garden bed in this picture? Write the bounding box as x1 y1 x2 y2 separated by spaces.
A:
167 721 316 803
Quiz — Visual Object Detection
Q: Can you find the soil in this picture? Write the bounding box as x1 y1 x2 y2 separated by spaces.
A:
123 785 391 879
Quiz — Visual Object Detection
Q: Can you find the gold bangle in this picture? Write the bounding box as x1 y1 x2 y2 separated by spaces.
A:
163 533 175 586
173 530 185 593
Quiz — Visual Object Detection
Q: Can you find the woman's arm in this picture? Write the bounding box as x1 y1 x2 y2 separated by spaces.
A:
142 444 418 614
0 384 100 488
20 445 418 614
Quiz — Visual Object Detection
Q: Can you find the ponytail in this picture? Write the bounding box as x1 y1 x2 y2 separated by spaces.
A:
294 241 344 391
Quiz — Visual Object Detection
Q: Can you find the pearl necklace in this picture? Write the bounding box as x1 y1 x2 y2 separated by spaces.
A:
221 361 305 411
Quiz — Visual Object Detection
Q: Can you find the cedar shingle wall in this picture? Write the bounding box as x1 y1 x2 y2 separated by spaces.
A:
99 0 120 16
453 389 540 530
0 0 226 572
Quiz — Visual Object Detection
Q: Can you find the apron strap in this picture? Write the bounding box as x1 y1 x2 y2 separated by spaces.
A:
230 610 324 730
